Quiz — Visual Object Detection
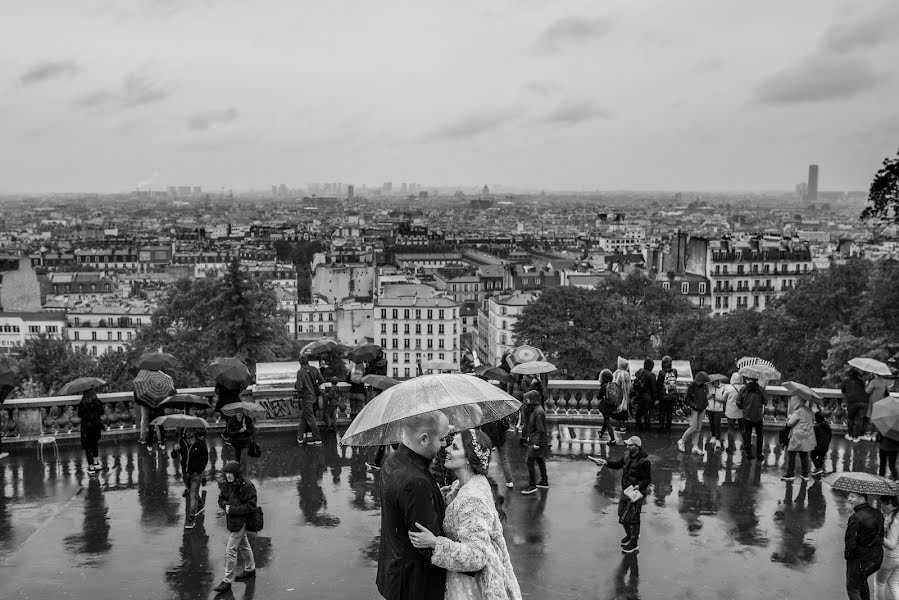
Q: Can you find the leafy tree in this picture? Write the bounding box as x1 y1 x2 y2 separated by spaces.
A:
861 147 899 223
18 335 97 395
821 329 896 387
661 309 766 376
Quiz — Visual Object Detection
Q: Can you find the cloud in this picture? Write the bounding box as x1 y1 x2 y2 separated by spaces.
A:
20 60 80 85
524 81 554 97
75 72 172 111
537 99 608 125
426 108 518 141
187 108 239 131
755 55 879 104
536 16 613 52
822 5 899 54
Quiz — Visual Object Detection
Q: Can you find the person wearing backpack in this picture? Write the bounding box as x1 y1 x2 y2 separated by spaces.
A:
633 358 656 432
598 369 617 444
656 356 679 434
612 357 633 434
737 377 768 461
213 461 258 592
677 372 710 455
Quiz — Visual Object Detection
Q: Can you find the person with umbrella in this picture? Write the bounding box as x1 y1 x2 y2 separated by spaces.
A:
845 490 885 600
844 367 871 443
77 387 105 475
224 407 255 463
172 427 208 529
295 354 324 446
737 375 769 461
780 392 815 482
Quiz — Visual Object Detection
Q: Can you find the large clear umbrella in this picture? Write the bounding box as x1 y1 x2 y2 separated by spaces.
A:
848 357 893 377
340 373 521 447
872 397 899 441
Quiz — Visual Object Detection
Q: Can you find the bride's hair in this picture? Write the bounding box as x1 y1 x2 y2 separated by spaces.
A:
460 429 506 522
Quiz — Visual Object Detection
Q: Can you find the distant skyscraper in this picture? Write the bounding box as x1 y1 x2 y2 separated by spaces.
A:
400 182 407 195
279 184 287 195
347 185 354 200
383 182 393 193
193 186 202 195
272 185 278 195
807 164 818 203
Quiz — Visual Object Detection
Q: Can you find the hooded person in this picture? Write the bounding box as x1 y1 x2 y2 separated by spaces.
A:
677 371 710 455
633 358 656 432
722 373 744 454
842 367 869 442
656 356 679 434
781 395 815 481
597 369 617 443
810 411 832 476
213 461 258 592
737 376 768 460
612 357 633 434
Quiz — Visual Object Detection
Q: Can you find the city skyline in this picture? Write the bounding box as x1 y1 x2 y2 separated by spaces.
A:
2 0 898 194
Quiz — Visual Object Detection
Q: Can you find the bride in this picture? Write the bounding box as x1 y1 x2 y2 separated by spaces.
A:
409 428 522 600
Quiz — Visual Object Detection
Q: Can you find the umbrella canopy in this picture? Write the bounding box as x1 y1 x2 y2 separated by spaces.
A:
362 374 399 390
872 397 899 442
511 360 557 376
59 377 106 396
150 414 209 430
158 393 211 410
822 471 899 496
474 365 512 384
739 364 781 381
509 345 546 366
132 370 175 408
220 401 267 418
301 339 341 357
849 357 893 377
782 381 822 403
133 351 179 372
347 343 382 363
208 357 251 391
736 356 776 370
0 360 15 404
340 373 521 447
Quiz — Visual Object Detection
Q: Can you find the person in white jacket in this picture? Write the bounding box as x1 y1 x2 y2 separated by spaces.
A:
875 495 899 600
722 373 744 454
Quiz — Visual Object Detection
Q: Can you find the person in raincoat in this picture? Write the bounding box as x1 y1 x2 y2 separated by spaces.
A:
632 358 657 432
781 395 815 482
212 460 258 592
722 373 744 454
706 376 726 452
597 369 617 444
678 372 710 455
866 374 890 442
612 357 632 434
77 388 105 475
843 367 869 443
810 411 832 476
224 409 255 462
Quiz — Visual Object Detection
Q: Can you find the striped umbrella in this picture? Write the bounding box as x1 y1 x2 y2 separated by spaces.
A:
823 471 899 496
736 356 776 370
739 364 781 381
340 373 521 446
510 360 557 375
220 401 267 418
509 345 546 366
132 370 175 408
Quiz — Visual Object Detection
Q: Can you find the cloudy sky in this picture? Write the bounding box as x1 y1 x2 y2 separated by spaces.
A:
2 0 898 193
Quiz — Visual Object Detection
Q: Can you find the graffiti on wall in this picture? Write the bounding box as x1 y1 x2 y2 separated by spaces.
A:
257 397 301 419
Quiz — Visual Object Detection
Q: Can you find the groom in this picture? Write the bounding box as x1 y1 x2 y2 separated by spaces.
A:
377 411 450 600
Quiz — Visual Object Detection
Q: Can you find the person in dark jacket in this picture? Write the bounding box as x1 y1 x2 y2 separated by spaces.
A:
346 363 367 419
845 491 884 600
597 369 617 444
377 411 450 600
590 436 652 554
737 377 768 460
678 372 711 455
145 404 166 451
633 358 656 432
214 383 242 414
811 411 832 476
322 376 342 432
213 460 258 592
366 351 388 377
843 368 869 443
481 416 514 488
295 354 324 445
519 382 541 447
878 432 899 480
224 410 255 462
77 388 105 475
656 356 679 433
521 391 549 495
172 428 209 529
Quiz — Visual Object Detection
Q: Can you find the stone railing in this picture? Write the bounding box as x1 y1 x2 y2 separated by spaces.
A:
2 379 895 443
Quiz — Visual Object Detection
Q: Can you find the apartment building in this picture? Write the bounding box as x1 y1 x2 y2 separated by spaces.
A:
372 297 460 379
478 291 538 367
66 299 153 355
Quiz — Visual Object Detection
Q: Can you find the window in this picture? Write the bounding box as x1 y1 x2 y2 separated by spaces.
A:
117 331 122 340
392 338 398 348
737 265 744 274
501 320 507 330
438 353 445 361
416 353 422 362
715 297 721 308
715 265 720 275
753 295 760 307
403 324 410 334
393 368 399 378
91 346 98 356
392 352 399 362
392 309 398 319
723 297 729 308
681 282 689 294
438 324 444 334
381 337 387 348
452 284 457 292
46 325 58 334
698 283 706 294
415 338 422 349
427 353 434 360
381 309 387 319
29 325 40 334
329 324 334 332
381 324 387 334
415 309 421 319
662 282 670 290
764 265 770 274
328 313 333 321
427 339 433 349
128 332 133 340
427 310 433 319
415 324 421 334
404 339 410 349
500 306 507 316
500 334 507 345
92 331 97 341
453 324 457 334
427 324 433 335
108 332 113 340
404 309 410 319
404 368 411 378
392 324 398 334
404 353 410 363
74 331 80 340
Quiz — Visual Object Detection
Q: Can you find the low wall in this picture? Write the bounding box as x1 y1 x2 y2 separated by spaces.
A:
0 380 885 448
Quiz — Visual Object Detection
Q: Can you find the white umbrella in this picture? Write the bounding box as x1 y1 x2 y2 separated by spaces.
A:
510 360 557 375
849 357 892 377
339 373 521 447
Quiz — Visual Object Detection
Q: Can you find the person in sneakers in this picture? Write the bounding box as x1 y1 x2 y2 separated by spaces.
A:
656 356 679 434
722 373 744 454
322 376 342 432
845 491 884 600
810 411 832 476
781 395 814 482
77 388 105 475
173 428 208 529
295 354 324 445
706 375 726 452
737 376 768 460
678 372 710 455
842 367 869 443
632 358 656 432
213 460 257 593
612 357 632 434
597 369 617 444
590 436 651 554
878 431 899 480
521 390 549 495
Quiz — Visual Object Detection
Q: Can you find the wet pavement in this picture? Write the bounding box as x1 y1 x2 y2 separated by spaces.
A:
0 427 883 599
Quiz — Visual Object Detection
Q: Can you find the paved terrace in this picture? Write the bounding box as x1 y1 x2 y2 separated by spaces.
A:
0 427 881 599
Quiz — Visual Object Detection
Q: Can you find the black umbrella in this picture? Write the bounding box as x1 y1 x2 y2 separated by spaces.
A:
347 343 382 363
208 357 251 391
158 393 211 410
59 377 106 396
474 365 512 383
133 351 179 372
301 339 342 357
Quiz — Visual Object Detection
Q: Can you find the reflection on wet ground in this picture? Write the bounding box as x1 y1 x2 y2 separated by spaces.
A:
0 427 884 599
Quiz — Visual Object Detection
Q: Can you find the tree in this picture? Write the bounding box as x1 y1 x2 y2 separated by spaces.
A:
861 147 899 223
19 335 97 395
661 309 766 376
821 329 895 387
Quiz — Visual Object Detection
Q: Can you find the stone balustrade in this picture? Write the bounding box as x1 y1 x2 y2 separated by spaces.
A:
0 380 893 445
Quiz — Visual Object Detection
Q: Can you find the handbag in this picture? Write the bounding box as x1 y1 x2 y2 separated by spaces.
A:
248 441 261 458
618 499 640 525
246 506 264 532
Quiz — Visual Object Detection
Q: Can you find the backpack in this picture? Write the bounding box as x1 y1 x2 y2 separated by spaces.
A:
605 381 623 409
246 505 264 532
662 369 678 397
349 362 363 385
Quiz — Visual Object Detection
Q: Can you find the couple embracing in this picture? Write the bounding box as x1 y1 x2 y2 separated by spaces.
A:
377 411 522 600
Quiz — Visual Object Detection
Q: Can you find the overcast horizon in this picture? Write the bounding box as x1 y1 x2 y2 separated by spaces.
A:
2 0 898 195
